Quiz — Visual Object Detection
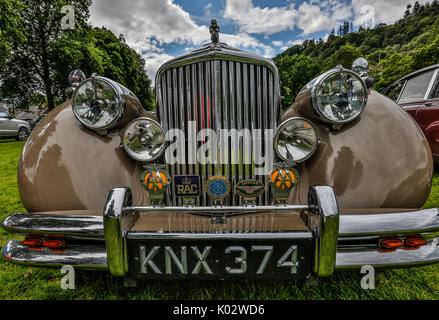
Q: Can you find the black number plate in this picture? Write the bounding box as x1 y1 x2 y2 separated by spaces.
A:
127 233 313 280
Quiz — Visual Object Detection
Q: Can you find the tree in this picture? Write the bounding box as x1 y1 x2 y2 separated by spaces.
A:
373 53 415 92
411 34 439 70
274 54 321 109
1 0 91 111
324 44 363 70
413 1 421 15
405 4 412 17
0 0 24 73
50 27 155 110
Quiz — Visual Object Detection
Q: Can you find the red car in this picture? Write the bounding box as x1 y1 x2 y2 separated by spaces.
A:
383 64 439 161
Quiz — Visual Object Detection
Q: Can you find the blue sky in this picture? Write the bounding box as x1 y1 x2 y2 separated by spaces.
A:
90 0 424 80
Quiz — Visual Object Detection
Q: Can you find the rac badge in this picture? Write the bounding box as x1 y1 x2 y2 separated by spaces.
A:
174 175 200 197
206 176 230 200
235 180 265 199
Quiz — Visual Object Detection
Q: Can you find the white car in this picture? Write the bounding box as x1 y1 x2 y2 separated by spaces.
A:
0 110 31 141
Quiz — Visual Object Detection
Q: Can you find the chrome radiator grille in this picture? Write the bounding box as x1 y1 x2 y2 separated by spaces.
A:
156 59 280 207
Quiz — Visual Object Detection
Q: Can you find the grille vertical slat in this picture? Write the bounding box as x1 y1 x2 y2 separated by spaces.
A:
158 59 278 207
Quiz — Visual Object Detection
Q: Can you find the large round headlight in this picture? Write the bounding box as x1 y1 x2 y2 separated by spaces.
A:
72 76 126 130
274 118 319 163
311 68 368 124
123 118 166 162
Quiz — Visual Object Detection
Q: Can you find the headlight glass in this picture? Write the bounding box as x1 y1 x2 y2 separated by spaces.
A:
123 118 166 162
312 69 367 124
72 77 124 130
274 118 319 163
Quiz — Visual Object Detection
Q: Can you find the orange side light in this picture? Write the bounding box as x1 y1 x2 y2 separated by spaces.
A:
42 239 64 249
22 238 42 247
405 238 427 247
380 239 404 249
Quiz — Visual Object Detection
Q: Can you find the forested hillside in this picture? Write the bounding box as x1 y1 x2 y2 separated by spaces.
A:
274 1 439 109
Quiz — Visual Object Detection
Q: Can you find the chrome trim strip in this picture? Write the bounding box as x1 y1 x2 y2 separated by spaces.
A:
103 187 133 276
336 237 439 269
424 69 439 100
2 239 108 270
308 186 339 277
1 212 104 239
339 208 439 237
125 205 309 213
156 44 279 84
127 232 313 240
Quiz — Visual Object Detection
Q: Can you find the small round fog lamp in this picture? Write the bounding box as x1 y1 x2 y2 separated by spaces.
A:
274 118 319 163
123 118 166 162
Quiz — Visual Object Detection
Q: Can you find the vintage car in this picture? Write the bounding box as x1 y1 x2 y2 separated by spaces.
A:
383 64 439 161
1 20 439 286
0 110 31 141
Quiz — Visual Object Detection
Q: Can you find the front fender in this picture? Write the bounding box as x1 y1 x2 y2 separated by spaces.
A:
18 101 149 212
284 90 434 209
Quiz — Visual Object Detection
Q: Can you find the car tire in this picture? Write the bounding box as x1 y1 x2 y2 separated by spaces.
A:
16 128 29 141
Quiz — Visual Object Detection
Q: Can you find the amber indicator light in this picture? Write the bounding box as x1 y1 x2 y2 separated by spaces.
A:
405 238 427 247
22 238 42 247
380 239 404 249
42 239 64 249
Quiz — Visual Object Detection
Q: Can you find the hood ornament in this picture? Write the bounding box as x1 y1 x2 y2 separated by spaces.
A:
210 19 220 44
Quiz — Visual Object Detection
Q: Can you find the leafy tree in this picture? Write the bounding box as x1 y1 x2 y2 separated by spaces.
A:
275 54 321 109
324 44 362 70
411 34 439 70
1 0 91 110
0 0 154 111
373 53 415 92
0 0 24 73
51 27 155 109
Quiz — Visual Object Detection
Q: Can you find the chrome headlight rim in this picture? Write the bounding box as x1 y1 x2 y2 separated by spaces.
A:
274 117 319 164
311 68 368 125
122 117 166 163
71 76 126 131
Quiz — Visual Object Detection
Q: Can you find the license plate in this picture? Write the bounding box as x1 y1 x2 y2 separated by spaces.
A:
174 175 200 197
127 233 313 280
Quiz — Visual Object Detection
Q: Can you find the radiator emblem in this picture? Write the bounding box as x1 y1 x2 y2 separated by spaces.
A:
269 166 300 202
141 167 171 205
206 176 230 200
174 175 200 197
235 180 265 199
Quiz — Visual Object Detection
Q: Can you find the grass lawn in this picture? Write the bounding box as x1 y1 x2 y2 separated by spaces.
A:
1 139 439 300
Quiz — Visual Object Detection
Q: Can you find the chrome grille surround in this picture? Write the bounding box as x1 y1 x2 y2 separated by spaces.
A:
155 43 281 207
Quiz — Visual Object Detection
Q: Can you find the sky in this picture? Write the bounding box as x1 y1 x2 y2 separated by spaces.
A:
89 0 428 81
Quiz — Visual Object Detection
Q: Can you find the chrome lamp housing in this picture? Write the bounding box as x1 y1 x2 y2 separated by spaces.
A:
122 117 166 163
71 75 131 130
274 117 319 163
311 67 368 125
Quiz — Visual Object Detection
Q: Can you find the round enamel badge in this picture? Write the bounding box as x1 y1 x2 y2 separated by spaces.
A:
206 176 230 200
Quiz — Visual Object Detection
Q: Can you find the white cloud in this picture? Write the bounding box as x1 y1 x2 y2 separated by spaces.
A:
88 0 426 80
224 0 298 34
224 0 353 35
204 3 213 16
351 0 431 26
90 0 275 80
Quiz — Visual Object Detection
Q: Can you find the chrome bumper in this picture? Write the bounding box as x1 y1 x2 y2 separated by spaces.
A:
2 186 439 277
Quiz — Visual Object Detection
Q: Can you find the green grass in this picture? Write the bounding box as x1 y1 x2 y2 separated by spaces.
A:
1 139 439 300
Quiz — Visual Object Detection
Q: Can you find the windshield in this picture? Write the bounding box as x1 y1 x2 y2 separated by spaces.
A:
0 111 9 118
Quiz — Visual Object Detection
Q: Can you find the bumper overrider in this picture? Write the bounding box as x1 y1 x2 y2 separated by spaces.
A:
2 186 439 283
